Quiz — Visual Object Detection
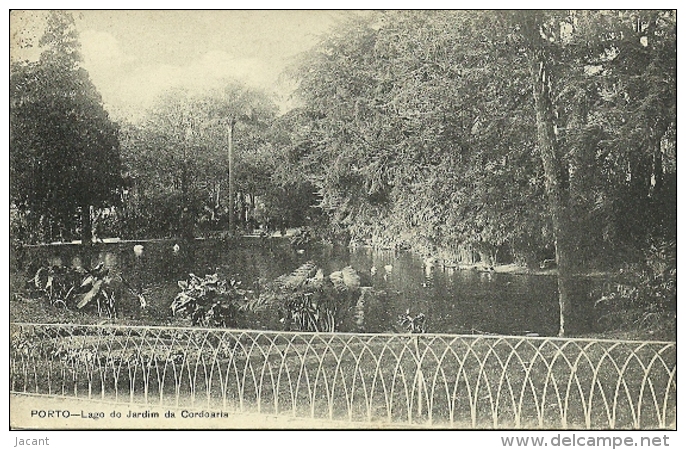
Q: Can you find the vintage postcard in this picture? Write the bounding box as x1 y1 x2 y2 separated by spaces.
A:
9 10 676 432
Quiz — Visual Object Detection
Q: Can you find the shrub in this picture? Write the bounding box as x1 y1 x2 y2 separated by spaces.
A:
28 263 147 319
595 240 676 338
242 263 361 332
32 264 88 308
171 273 245 328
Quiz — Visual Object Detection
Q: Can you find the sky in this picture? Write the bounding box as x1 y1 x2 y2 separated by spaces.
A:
10 10 347 122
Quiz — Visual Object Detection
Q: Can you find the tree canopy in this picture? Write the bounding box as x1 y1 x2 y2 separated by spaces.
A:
117 83 298 238
286 10 676 335
10 11 123 243
288 10 675 255
8 10 675 337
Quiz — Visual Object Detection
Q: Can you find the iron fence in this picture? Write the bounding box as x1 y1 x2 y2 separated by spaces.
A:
10 323 675 429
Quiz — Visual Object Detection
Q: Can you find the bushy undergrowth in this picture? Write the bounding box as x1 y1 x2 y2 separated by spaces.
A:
171 273 245 328
595 240 676 339
15 263 147 320
243 263 362 333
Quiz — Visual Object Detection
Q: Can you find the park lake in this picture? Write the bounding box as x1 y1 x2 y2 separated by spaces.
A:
15 238 600 337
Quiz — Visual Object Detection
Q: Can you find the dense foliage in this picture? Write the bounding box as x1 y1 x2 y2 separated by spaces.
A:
115 85 321 239
9 11 675 337
596 240 676 338
287 11 675 263
10 11 123 244
26 262 146 319
284 10 675 335
171 273 245 327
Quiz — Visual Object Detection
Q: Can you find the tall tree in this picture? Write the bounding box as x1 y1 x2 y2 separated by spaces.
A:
10 11 122 244
291 10 675 336
120 83 278 239
509 10 676 334
291 11 546 254
507 11 575 336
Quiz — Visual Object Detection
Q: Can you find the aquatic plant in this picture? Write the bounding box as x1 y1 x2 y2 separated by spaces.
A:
171 273 245 328
76 266 148 319
32 264 85 308
31 263 147 319
244 262 362 332
289 226 318 248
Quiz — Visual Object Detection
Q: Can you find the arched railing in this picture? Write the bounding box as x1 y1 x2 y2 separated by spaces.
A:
10 323 675 429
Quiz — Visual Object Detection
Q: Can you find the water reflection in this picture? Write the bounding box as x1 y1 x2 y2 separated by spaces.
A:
21 239 598 336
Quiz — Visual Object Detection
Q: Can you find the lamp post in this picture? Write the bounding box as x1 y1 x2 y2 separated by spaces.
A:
227 117 237 234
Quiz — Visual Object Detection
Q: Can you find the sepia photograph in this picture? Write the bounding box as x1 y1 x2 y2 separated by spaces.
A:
8 8 676 434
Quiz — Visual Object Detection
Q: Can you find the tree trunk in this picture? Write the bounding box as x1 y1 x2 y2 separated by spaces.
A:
227 120 236 234
180 160 193 242
529 48 573 337
652 144 664 195
249 192 256 229
239 192 247 230
81 205 92 246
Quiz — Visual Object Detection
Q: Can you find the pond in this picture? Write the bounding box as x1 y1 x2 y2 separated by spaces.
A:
19 238 600 336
